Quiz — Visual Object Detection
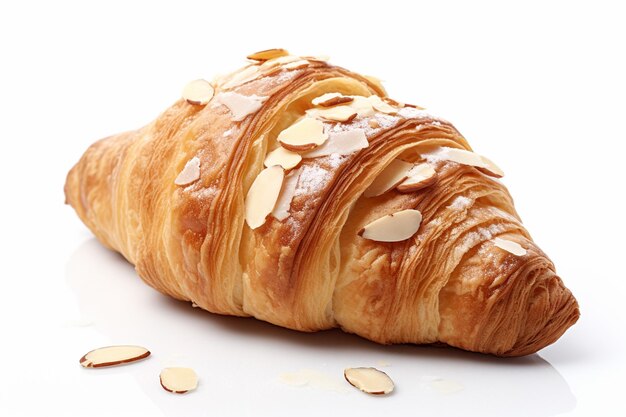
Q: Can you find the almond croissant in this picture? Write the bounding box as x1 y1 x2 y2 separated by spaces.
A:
65 50 579 356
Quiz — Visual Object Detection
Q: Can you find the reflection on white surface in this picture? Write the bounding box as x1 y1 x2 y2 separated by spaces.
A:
66 239 576 417
280 369 348 392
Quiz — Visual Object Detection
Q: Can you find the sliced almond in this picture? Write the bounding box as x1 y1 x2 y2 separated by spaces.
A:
264 147 302 170
350 96 375 118
477 155 505 178
272 168 301 221
423 146 483 166
277 117 328 151
261 55 301 68
159 367 198 394
216 92 266 122
307 105 358 123
174 156 201 186
423 147 504 177
247 48 289 61
358 209 422 242
368 119 380 129
302 55 330 62
493 237 527 256
181 79 214 105
312 92 340 106
283 60 309 70
220 65 260 89
312 92 354 107
245 165 284 229
303 129 369 158
363 75 385 91
344 367 394 395
396 163 437 193
368 95 397 114
364 159 413 197
383 97 404 108
79 345 150 368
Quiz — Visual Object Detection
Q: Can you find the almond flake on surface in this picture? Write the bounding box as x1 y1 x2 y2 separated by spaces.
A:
220 65 260 90
160 367 198 394
181 79 214 105
363 75 385 91
261 55 301 68
369 119 380 129
264 147 302 170
364 159 413 197
79 345 150 368
272 168 301 221
216 92 266 121
397 163 437 193
344 367 394 395
312 92 341 106
283 60 309 70
358 209 422 242
247 48 289 61
302 55 330 62
383 97 404 108
477 155 505 178
245 165 284 229
368 95 397 114
423 146 483 166
350 96 376 118
259 55 300 74
277 117 328 151
312 92 354 107
307 105 357 122
493 237 527 256
423 147 504 177
303 129 369 158
174 157 201 186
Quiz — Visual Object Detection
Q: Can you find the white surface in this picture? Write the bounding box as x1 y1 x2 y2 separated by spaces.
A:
1 1 625 416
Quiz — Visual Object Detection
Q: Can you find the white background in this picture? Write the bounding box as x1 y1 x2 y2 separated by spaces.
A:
1 1 625 416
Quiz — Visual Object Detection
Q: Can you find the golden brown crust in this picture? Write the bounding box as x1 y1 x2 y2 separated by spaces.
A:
64 55 579 356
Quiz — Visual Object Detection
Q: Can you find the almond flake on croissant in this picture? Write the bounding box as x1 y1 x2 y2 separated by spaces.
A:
64 50 579 356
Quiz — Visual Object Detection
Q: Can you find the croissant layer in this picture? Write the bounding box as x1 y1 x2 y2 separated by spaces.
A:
65 53 579 356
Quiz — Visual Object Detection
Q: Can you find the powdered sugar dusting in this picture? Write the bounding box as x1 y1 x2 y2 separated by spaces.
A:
193 186 218 198
415 121 442 132
283 212 301 233
452 223 507 260
274 70 298 84
397 106 436 120
294 165 330 197
326 153 346 168
375 113 399 128
448 196 473 210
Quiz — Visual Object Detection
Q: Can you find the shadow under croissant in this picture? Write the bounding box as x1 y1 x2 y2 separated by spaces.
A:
65 238 576 417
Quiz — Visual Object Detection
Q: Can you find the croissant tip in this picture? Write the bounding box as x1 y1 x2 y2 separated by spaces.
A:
500 288 580 357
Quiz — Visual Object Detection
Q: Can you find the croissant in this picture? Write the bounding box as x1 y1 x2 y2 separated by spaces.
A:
65 49 579 356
